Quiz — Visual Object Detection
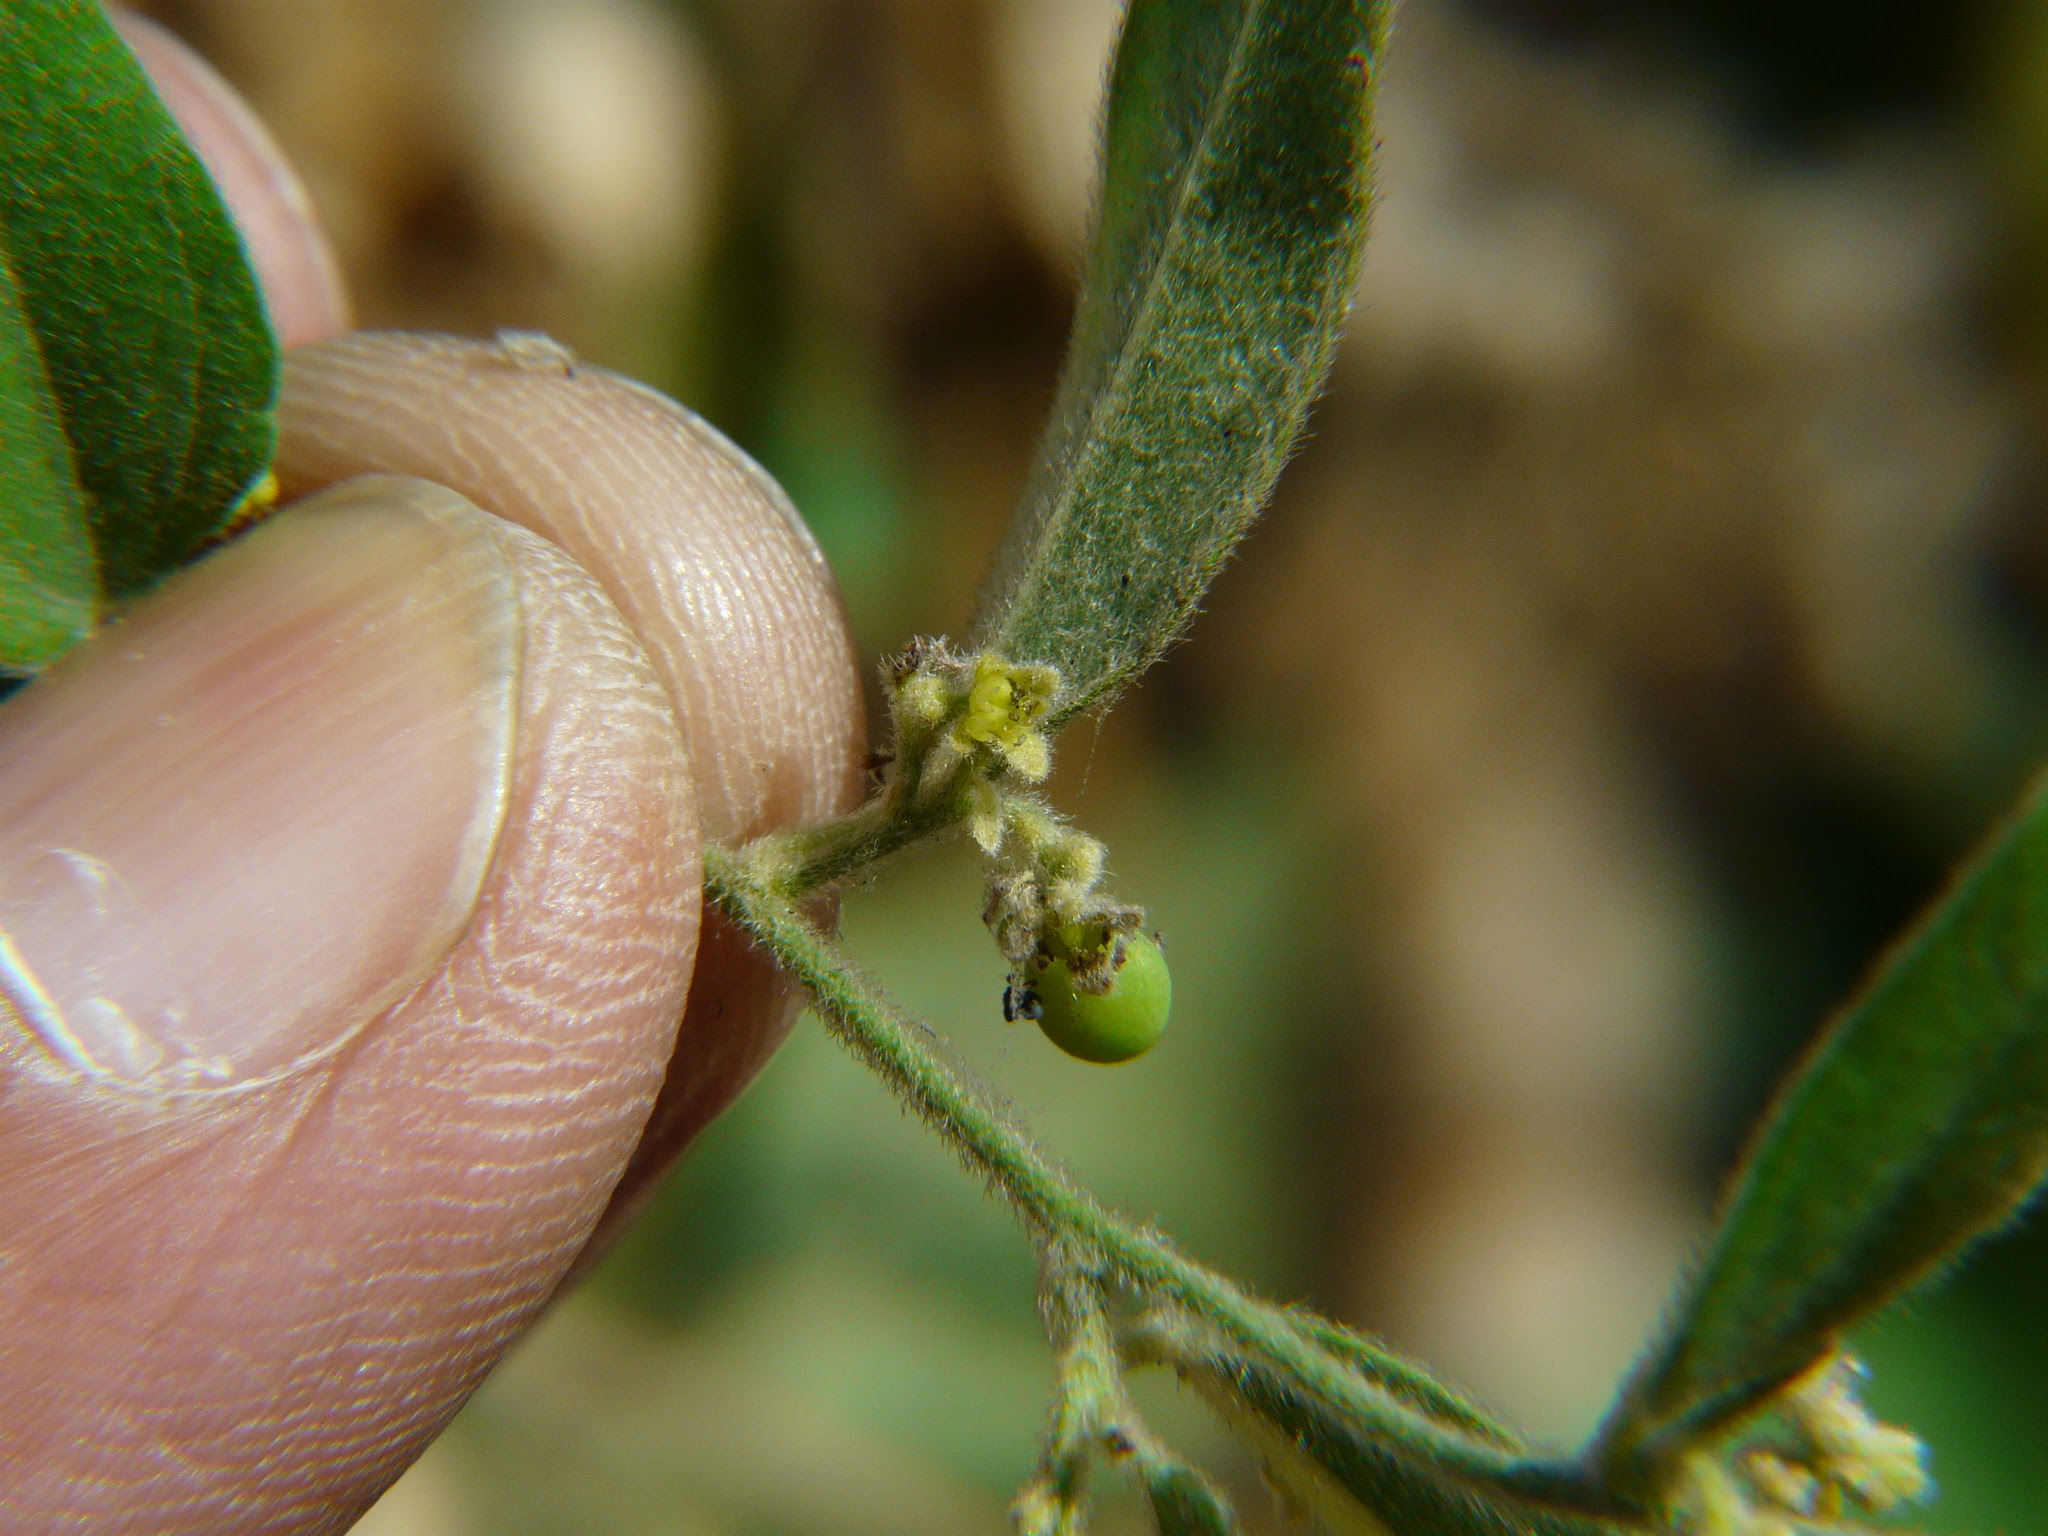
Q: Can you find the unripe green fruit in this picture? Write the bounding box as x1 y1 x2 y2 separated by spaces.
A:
1029 928 1171 1064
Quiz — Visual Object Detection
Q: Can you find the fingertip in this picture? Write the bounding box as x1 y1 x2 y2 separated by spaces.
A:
277 331 866 845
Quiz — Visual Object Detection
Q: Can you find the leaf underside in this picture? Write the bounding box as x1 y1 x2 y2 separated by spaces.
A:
0 0 278 672
1199 1353 1624 1536
969 0 1387 726
1604 762 2048 1477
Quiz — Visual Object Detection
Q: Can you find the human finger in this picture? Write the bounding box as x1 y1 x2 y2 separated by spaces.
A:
275 331 868 1264
0 477 698 1532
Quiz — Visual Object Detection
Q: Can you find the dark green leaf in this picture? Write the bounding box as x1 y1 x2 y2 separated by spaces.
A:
1183 1348 1628 1536
969 0 1386 724
1596 768 2048 1493
0 248 95 661
0 0 278 672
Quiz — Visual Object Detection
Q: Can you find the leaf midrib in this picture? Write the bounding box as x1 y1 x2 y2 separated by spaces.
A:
990 0 1268 712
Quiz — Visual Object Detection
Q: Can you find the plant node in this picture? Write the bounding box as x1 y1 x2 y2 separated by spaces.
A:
1016 1251 1239 1535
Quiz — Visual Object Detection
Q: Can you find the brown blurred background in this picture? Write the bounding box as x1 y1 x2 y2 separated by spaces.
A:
136 0 2048 1528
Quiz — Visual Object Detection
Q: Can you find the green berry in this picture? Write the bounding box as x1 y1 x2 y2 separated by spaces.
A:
1029 927 1171 1064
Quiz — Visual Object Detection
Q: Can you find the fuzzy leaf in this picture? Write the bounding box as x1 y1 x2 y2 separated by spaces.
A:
0 0 279 672
1597 767 2048 1491
969 0 1385 725
1186 1350 1627 1536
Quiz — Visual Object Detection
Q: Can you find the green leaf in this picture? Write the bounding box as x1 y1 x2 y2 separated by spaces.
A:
1596 767 2048 1494
969 0 1385 725
0 247 96 662
1183 1348 1627 1536
0 0 279 672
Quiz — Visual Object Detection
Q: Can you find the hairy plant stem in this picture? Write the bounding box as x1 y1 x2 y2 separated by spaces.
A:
756 776 970 896
703 844 1638 1527
1021 1248 1129 1515
738 677 975 896
1023 1249 1252 1535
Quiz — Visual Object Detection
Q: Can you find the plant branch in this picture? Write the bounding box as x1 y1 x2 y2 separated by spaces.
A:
704 844 1644 1528
755 774 970 898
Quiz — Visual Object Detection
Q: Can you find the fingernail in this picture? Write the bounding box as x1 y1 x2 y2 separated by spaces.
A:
0 476 518 1092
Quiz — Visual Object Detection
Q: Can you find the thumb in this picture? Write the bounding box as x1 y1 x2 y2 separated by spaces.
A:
0 475 700 1531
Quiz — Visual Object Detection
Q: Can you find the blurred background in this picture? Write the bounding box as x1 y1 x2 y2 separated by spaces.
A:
134 0 2048 1528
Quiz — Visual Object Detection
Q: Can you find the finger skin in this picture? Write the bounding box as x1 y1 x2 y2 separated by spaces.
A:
7 24 864 1521
112 9 352 347
0 486 698 1533
276 333 868 1260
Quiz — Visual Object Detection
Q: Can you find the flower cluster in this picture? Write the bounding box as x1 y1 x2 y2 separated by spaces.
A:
878 640 1164 1061
1673 1356 1929 1535
886 640 1057 802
